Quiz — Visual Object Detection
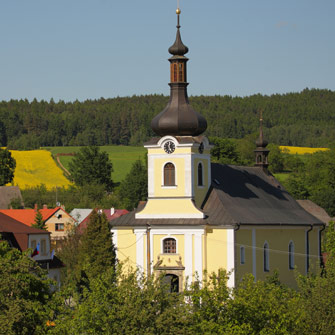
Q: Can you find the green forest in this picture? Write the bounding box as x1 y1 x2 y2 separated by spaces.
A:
1 88 335 149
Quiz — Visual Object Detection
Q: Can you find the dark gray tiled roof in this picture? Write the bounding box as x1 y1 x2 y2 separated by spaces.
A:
205 164 323 226
111 164 324 228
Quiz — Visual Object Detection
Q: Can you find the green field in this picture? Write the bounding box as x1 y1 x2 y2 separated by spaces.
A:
44 146 146 183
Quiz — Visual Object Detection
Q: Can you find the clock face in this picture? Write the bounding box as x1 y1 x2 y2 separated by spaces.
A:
164 141 175 154
198 142 204 154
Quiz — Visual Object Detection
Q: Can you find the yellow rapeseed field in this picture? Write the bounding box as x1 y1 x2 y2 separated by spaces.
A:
8 150 71 189
280 146 329 155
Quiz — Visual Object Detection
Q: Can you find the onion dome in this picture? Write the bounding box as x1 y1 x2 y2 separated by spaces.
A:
151 7 207 137
168 10 189 56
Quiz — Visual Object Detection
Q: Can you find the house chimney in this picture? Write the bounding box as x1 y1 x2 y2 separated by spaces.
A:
111 208 115 216
43 204 47 209
34 203 38 212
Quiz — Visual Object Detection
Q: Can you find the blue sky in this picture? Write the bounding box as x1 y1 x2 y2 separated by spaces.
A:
1 0 334 101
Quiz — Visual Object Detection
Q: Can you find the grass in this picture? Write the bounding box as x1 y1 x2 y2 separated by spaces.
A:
44 145 146 183
273 173 290 183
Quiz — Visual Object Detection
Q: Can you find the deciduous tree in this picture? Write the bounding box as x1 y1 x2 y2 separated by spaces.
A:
69 146 113 191
0 241 54 335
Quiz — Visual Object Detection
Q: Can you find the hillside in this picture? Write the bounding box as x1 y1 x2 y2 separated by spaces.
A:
45 145 146 183
1 88 335 150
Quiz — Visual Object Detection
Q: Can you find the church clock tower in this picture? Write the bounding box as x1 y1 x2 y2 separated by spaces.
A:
136 7 211 219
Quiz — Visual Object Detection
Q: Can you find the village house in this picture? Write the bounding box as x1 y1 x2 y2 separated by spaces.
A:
0 205 76 249
0 212 63 287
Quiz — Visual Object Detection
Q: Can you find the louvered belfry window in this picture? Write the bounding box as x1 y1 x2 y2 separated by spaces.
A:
164 163 175 186
163 238 176 254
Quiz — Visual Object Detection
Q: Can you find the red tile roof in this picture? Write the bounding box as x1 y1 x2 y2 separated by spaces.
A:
0 207 68 226
0 212 49 251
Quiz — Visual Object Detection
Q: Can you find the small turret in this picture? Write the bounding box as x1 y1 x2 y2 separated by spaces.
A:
254 111 270 170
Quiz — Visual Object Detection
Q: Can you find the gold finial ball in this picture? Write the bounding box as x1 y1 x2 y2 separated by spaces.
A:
176 8 181 14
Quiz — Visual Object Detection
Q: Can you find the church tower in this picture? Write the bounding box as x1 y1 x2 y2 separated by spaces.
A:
136 7 211 219
254 111 270 170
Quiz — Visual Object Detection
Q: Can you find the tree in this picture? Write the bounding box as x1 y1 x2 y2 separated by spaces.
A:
0 148 16 186
0 241 55 334
78 210 116 281
31 210 47 230
268 144 284 173
68 146 113 191
118 158 147 210
50 267 192 335
295 221 335 335
209 137 241 165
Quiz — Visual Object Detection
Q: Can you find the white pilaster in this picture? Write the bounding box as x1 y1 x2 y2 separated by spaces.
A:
148 155 154 197
184 233 193 287
226 228 235 288
252 228 256 280
111 229 118 258
134 229 146 272
194 232 203 282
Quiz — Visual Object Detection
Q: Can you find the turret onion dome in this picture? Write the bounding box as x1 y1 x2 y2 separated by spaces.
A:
168 14 189 56
255 115 268 148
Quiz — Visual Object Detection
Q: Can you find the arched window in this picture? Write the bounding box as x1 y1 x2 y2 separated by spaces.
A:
163 238 176 254
289 241 295 269
198 163 203 186
264 242 269 272
240 246 245 265
164 163 175 186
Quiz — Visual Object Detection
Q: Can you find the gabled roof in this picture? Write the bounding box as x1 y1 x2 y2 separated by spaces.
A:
297 200 334 225
79 208 129 231
0 186 23 209
0 207 70 227
203 164 324 226
0 212 49 251
69 208 93 224
111 163 324 228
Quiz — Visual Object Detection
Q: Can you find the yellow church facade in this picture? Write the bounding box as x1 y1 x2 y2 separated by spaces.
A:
111 7 324 291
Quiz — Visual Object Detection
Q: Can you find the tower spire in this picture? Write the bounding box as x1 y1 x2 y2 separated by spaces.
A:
254 110 270 170
151 6 207 137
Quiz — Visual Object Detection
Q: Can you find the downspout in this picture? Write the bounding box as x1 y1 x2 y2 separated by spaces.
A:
319 224 326 268
306 225 313 273
146 224 151 276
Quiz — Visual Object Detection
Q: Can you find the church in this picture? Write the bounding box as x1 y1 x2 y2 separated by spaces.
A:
111 7 324 291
